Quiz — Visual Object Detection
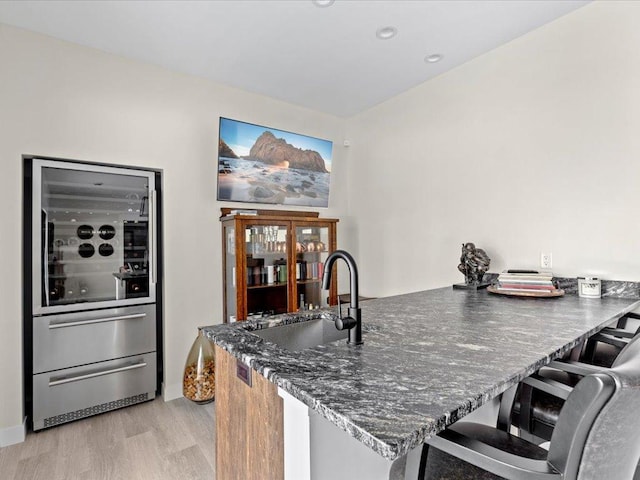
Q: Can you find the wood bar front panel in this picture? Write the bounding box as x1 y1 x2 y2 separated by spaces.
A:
215 345 284 480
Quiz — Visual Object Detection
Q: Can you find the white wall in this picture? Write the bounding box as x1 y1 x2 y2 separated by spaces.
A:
346 1 640 297
0 24 349 441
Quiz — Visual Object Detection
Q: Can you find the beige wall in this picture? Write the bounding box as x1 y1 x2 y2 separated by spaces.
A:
0 24 349 440
346 1 640 297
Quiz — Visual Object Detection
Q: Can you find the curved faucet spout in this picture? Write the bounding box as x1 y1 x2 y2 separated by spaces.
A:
322 250 363 345
322 250 359 309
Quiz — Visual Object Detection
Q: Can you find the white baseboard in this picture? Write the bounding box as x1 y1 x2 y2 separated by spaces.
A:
162 382 183 401
0 417 26 447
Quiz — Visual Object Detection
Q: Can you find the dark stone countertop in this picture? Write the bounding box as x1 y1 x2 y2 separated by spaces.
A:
202 287 640 460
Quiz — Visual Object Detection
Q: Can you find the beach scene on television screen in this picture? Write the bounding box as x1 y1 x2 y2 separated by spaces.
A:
217 118 332 207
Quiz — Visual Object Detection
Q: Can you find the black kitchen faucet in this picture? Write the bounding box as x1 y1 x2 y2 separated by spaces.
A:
322 250 363 345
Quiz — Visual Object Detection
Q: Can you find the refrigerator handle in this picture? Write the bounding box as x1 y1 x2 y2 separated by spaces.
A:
48 361 147 387
150 189 157 285
43 210 50 307
49 312 147 329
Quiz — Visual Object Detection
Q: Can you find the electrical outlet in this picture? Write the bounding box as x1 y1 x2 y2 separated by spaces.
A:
541 252 552 269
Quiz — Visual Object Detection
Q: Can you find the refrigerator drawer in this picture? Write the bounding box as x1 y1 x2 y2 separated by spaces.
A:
33 352 156 430
33 304 156 374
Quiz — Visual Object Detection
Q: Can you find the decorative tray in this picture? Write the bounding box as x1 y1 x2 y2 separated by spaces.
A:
487 286 565 298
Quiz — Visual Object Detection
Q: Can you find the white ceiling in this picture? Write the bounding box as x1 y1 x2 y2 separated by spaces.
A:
0 0 590 118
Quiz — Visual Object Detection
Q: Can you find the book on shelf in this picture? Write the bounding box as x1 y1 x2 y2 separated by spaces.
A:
498 273 553 279
306 262 312 280
494 286 558 294
498 283 556 291
296 261 326 281
498 280 554 286
500 269 552 275
498 270 553 282
498 279 554 285
498 270 552 278
225 209 258 216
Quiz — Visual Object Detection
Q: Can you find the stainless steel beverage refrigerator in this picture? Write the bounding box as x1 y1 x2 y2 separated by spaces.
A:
23 156 162 431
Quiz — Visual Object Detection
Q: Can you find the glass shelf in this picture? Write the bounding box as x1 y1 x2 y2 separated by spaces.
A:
247 283 288 290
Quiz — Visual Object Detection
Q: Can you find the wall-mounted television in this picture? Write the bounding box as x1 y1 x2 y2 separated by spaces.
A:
217 117 333 207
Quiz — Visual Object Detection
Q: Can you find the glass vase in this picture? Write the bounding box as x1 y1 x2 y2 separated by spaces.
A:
183 330 215 404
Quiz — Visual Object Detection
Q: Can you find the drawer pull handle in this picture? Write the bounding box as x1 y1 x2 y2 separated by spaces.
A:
49 361 147 387
49 313 146 329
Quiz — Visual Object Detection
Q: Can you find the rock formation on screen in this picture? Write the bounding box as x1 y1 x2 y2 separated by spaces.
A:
247 131 328 173
218 139 238 158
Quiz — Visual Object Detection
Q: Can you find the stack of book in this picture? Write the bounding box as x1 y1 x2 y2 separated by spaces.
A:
296 261 324 281
496 270 556 293
223 209 258 217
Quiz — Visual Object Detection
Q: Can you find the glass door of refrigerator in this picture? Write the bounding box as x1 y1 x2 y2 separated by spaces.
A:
33 160 156 313
295 225 330 310
245 223 288 317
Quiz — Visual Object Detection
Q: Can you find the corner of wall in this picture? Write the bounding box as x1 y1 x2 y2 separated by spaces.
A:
162 381 183 402
0 417 26 447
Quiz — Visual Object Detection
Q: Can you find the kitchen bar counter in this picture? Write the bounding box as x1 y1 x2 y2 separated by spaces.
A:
203 287 640 462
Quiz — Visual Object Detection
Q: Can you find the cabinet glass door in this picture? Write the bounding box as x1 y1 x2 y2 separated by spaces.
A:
245 224 288 317
223 224 237 322
295 225 330 310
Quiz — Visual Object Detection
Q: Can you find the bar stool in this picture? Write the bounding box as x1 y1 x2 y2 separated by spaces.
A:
419 335 640 479
509 321 640 445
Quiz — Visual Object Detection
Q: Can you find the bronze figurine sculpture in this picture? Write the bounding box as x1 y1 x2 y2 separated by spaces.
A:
457 242 491 287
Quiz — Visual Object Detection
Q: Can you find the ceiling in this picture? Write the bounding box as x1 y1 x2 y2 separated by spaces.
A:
0 0 590 118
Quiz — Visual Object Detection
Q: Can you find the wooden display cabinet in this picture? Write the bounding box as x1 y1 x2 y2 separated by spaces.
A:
220 209 338 322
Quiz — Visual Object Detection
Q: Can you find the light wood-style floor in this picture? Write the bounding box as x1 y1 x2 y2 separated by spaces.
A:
0 397 216 480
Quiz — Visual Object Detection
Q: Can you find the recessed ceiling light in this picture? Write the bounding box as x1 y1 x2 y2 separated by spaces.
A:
425 54 443 63
376 26 397 40
312 0 334 7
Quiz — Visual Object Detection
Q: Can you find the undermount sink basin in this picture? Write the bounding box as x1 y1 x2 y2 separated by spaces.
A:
249 319 348 351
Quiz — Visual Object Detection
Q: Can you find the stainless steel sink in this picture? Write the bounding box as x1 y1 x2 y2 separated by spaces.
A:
248 319 348 351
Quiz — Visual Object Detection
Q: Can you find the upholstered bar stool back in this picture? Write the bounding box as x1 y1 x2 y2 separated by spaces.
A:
422 347 640 480
512 330 640 444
